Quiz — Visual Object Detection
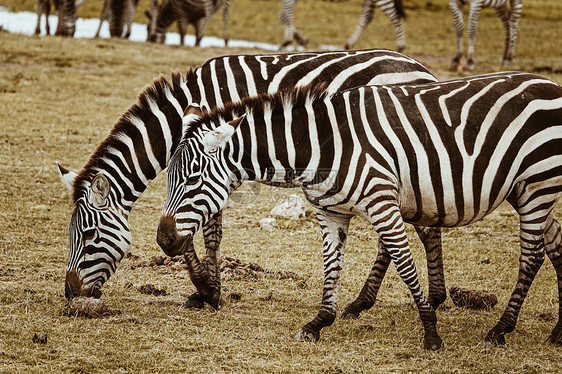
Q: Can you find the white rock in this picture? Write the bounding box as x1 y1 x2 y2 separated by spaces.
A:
259 218 277 231
270 194 307 220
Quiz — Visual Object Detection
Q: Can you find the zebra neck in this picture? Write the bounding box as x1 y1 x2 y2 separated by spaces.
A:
227 102 332 187
75 73 190 210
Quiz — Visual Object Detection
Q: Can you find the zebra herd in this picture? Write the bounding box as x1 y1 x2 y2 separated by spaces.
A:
58 48 562 350
35 0 525 69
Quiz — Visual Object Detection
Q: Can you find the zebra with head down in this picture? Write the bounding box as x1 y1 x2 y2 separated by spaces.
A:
157 72 562 349
57 49 448 317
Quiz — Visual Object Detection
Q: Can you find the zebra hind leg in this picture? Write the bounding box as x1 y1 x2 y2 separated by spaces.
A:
543 213 562 344
485 201 550 345
294 211 351 341
341 226 445 320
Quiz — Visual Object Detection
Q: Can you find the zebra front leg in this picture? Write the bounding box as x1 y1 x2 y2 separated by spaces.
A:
415 226 447 309
502 1 522 66
344 0 375 50
485 210 547 345
379 0 406 52
222 0 231 46
340 237 391 319
448 0 464 71
494 3 511 66
294 210 351 341
465 2 483 70
279 0 307 49
184 211 224 310
371 205 442 350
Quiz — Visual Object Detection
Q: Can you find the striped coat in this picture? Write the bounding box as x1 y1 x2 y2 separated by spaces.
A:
158 72 562 348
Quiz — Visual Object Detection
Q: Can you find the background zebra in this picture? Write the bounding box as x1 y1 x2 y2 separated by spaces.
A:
56 50 446 313
279 0 406 51
145 0 231 46
53 0 83 37
449 0 523 70
157 71 562 349
94 0 140 39
35 0 59 35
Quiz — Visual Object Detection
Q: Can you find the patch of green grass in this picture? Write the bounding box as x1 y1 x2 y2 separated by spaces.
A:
1 2 562 373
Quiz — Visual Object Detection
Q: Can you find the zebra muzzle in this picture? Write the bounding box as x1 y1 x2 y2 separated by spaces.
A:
65 270 102 300
157 215 191 257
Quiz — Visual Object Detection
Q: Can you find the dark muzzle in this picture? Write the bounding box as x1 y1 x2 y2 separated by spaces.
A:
157 215 191 257
65 270 102 300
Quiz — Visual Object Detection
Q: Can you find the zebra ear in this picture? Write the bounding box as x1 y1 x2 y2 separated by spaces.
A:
182 104 204 126
202 115 245 154
56 162 78 192
90 173 110 207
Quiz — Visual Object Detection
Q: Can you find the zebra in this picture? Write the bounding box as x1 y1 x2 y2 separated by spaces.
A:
35 0 59 36
54 0 84 37
157 71 562 349
449 0 523 71
94 0 140 39
145 0 231 47
56 49 444 312
279 0 406 52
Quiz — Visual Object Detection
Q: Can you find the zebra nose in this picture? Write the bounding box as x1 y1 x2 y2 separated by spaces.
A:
65 270 82 300
157 215 187 257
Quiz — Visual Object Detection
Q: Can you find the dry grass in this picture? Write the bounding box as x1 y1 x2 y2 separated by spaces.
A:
1 1 562 373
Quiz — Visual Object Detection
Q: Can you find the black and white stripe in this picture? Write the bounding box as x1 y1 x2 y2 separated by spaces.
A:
449 0 524 70
58 50 440 310
159 71 562 348
145 0 231 46
279 0 406 51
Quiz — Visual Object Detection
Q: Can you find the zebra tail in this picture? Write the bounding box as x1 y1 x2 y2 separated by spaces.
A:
395 0 406 19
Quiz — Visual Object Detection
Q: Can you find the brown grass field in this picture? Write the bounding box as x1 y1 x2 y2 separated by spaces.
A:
1 0 562 372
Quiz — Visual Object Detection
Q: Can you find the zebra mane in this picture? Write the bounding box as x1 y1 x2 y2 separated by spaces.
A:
72 71 185 202
183 82 331 139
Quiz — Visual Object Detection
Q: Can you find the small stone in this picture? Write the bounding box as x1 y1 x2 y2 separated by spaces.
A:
32 332 47 344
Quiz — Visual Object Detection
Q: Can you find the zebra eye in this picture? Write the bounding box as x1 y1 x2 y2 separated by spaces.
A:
83 229 96 241
185 175 200 186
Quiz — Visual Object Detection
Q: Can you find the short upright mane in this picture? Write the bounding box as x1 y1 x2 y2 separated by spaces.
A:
72 71 186 202
184 82 331 138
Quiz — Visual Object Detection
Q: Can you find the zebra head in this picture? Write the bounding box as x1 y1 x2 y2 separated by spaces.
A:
157 108 244 257
145 0 166 44
57 163 132 300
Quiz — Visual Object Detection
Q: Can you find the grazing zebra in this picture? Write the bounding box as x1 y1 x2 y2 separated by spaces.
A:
94 0 140 39
449 0 523 70
35 0 59 36
157 72 562 349
279 0 406 52
56 49 443 311
145 0 230 46
54 0 84 37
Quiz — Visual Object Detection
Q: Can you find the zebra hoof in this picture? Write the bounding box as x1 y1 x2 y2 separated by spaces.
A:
294 328 320 342
423 332 444 351
183 292 205 309
485 329 506 345
340 309 360 320
501 60 513 67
